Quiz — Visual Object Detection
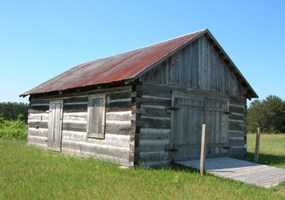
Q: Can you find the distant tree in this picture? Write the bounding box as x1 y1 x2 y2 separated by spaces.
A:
247 95 285 133
0 102 29 123
247 99 262 132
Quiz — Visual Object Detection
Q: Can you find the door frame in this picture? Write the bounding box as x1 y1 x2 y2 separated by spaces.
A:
47 100 63 151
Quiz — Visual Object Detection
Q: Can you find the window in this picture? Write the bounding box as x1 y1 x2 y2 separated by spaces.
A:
87 94 106 139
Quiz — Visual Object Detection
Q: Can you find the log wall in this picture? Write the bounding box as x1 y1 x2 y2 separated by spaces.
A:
27 86 135 167
135 84 172 167
27 99 49 148
228 95 247 158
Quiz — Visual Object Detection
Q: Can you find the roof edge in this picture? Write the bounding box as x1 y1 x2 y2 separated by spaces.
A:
204 30 258 99
67 30 209 68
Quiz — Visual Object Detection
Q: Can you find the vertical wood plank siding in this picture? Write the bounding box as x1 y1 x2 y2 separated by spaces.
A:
140 35 245 96
28 87 135 167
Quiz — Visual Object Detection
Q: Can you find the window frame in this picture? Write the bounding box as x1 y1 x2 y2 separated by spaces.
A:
87 94 106 139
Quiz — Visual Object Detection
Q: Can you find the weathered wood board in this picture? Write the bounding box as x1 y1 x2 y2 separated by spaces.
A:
176 157 285 188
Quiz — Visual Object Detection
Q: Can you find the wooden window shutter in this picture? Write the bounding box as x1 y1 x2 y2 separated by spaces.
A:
87 94 106 139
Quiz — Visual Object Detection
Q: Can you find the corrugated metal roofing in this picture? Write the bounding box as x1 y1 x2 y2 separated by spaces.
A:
21 29 258 98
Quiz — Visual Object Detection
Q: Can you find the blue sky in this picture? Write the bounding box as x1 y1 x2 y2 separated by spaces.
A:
0 0 284 103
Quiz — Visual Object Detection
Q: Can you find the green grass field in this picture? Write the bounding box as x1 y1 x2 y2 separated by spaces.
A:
247 134 285 168
0 135 284 200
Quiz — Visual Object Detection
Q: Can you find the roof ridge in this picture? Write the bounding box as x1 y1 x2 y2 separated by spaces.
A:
130 29 207 50
148 29 207 47
78 29 207 66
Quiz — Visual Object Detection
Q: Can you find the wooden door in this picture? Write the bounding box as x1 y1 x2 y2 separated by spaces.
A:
48 100 63 151
170 94 229 161
205 99 229 156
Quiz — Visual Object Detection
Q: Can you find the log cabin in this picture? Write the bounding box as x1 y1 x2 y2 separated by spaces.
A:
20 29 258 167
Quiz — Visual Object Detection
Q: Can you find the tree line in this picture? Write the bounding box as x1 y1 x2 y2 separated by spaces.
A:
247 95 285 133
0 102 29 123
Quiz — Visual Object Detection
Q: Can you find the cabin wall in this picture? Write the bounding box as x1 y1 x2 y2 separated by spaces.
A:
135 83 248 167
137 35 248 166
27 86 135 167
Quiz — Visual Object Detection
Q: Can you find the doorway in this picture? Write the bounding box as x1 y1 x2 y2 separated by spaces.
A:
170 93 229 161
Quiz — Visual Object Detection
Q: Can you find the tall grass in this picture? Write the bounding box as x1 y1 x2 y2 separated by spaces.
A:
247 134 285 168
0 138 284 200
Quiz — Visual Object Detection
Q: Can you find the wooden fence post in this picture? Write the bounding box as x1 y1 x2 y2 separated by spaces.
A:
200 124 206 175
254 127 261 163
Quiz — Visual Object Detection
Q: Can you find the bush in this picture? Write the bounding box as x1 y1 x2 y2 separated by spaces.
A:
0 117 27 139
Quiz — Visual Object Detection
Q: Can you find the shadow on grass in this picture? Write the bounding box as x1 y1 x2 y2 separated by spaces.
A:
170 163 200 172
136 161 200 173
246 152 285 166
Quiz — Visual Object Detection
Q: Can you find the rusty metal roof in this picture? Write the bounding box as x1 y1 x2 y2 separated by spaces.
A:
20 29 258 98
